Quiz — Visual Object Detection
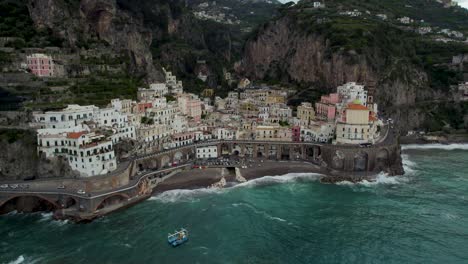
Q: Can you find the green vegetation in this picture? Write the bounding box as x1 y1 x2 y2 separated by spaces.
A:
0 51 12 65
22 73 144 110
422 101 468 131
80 54 130 65
287 0 468 92
0 0 63 47
66 74 143 106
0 129 30 144
165 94 176 102
279 120 290 127
140 116 154 125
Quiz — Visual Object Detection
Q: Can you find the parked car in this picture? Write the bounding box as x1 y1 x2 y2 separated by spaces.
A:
0 184 8 189
77 189 86 195
9 184 18 189
57 185 66 189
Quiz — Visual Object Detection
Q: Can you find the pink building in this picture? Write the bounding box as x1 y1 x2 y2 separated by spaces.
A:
292 126 301 142
315 93 338 121
179 94 202 121
136 102 152 113
27 54 54 77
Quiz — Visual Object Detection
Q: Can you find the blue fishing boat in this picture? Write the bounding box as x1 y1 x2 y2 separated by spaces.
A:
168 228 188 247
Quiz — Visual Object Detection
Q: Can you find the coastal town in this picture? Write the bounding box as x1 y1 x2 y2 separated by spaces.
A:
28 52 384 178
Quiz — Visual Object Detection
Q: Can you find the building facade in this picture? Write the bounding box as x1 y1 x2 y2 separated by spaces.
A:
27 53 54 77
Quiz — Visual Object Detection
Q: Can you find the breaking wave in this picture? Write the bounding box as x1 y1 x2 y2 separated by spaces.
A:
149 188 224 203
402 154 418 176
7 255 40 264
150 173 322 203
234 173 322 188
402 143 468 151
336 172 408 187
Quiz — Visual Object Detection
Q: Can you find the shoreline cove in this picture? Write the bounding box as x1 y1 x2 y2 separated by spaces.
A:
2 148 468 264
5 142 467 222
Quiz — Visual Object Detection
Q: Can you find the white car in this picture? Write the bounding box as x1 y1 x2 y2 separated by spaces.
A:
0 184 8 189
77 189 86 195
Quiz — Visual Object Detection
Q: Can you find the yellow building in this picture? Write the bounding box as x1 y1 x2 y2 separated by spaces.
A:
266 94 286 105
297 102 316 126
240 101 259 117
137 124 170 143
336 104 377 144
202 89 214 98
255 125 292 141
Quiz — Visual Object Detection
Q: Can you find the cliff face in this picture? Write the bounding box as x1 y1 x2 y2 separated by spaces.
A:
0 130 78 181
28 0 162 81
240 17 456 132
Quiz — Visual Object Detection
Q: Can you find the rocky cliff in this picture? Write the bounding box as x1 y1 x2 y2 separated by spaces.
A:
240 14 465 132
28 0 163 81
0 129 78 180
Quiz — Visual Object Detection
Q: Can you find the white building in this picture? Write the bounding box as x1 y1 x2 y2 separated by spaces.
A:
137 83 169 101
32 105 98 129
164 68 184 94
340 10 362 17
111 99 134 114
398 17 413 24
147 103 179 125
196 146 218 159
376 14 387 20
37 130 117 177
459 82 468 100
337 82 368 106
300 122 335 143
214 127 237 140
150 83 169 97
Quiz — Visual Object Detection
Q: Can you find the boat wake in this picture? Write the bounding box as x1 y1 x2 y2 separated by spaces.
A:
232 202 290 224
150 173 322 203
402 143 468 151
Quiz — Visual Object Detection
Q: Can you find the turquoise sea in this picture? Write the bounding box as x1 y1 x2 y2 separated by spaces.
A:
1 144 468 264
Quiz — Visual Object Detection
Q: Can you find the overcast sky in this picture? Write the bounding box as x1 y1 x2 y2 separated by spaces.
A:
279 0 468 9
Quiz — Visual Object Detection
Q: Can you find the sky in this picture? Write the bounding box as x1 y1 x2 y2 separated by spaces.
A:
279 0 468 9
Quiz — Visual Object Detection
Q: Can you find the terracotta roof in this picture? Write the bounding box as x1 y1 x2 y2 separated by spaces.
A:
67 131 86 139
347 103 369 111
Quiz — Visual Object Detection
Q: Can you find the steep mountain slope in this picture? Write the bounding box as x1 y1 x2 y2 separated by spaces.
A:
240 0 468 131
27 0 161 81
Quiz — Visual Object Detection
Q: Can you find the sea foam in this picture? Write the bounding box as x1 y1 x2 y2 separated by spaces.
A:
7 256 42 264
402 143 468 151
7 256 25 264
336 172 408 187
150 173 322 203
402 154 418 176
149 188 224 203
233 173 322 189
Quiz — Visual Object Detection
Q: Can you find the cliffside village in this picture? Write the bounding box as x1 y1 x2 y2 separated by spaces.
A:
28 59 386 178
